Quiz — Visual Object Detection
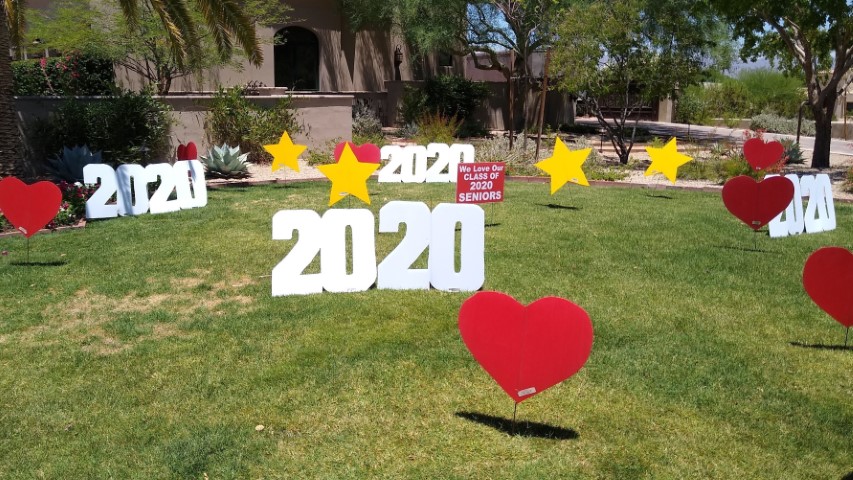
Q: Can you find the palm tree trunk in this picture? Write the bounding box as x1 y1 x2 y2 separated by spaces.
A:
0 8 22 178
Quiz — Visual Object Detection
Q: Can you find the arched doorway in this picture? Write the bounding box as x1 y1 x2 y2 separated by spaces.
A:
274 27 319 91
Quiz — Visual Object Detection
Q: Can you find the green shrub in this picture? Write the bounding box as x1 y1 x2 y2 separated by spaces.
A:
423 75 490 121
737 68 805 118
205 87 301 164
400 85 428 125
13 53 115 96
413 113 461 145
352 100 385 146
401 76 489 135
28 90 172 165
674 84 710 125
750 113 815 136
705 79 753 119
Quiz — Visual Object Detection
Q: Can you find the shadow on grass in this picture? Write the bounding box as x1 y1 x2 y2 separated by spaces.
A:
535 203 580 211
455 411 578 440
713 245 782 254
789 341 853 352
841 471 853 480
645 193 673 200
485 222 502 228
9 260 68 267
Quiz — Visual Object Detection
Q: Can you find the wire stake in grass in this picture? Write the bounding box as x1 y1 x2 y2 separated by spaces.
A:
845 327 849 347
511 402 518 436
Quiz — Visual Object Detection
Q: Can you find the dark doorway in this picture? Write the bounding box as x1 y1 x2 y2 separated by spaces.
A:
274 27 319 90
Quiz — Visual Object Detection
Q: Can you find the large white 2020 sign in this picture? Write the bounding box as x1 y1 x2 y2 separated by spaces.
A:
83 161 207 219
767 173 836 238
272 201 485 296
378 143 475 183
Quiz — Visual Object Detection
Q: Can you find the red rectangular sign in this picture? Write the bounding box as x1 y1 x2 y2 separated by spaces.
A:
456 162 506 204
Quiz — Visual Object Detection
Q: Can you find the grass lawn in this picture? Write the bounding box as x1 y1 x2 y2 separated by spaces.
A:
0 180 850 479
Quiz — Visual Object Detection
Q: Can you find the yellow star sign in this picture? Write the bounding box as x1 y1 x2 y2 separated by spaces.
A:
264 131 306 173
644 138 692 184
535 137 591 194
318 143 380 206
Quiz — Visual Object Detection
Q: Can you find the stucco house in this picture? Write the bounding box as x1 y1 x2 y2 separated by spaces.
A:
17 1 582 151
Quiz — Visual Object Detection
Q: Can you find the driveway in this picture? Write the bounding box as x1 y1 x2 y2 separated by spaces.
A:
575 118 853 156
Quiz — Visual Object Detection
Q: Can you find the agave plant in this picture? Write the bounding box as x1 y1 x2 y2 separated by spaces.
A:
200 143 251 178
44 145 103 183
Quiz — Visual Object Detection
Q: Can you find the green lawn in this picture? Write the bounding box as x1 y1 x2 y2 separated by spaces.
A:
0 181 850 479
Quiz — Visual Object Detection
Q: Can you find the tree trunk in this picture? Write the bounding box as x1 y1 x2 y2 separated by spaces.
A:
0 7 22 177
809 95 836 169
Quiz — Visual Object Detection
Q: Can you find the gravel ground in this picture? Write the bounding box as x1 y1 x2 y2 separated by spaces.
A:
208 151 853 202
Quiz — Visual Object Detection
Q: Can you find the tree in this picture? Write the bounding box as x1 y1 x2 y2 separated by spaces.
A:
711 0 853 169
340 0 567 138
1 0 264 177
26 0 289 94
550 0 722 164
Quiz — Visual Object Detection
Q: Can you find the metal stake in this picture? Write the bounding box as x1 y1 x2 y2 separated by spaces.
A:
511 402 518 436
845 327 849 347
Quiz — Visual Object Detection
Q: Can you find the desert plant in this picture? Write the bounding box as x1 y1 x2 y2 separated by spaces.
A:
396 122 419 139
844 167 853 193
43 145 103 183
352 100 384 145
750 113 815 136
200 144 251 178
205 87 301 164
780 138 804 164
737 68 806 118
413 113 461 144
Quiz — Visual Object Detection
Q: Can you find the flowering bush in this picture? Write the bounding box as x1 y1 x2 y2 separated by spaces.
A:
45 181 96 229
12 53 115 96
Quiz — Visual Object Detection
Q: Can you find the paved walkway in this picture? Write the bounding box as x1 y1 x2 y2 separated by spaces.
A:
575 118 853 156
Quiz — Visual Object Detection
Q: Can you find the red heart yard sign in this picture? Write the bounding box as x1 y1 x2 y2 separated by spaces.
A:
722 175 794 230
459 292 594 403
0 177 62 238
803 247 853 328
743 138 784 171
177 141 198 160
334 141 381 164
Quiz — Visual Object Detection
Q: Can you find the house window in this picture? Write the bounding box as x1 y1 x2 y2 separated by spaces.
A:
274 27 319 91
438 51 453 67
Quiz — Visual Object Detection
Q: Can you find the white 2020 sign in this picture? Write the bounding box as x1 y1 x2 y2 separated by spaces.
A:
767 173 835 238
83 161 207 219
272 201 485 296
378 144 474 183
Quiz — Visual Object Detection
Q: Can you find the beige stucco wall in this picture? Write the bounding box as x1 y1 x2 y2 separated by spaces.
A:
15 94 352 158
113 0 408 94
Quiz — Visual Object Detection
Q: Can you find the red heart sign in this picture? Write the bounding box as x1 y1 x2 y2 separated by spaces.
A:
458 292 594 403
334 141 381 163
743 138 784 171
722 175 794 230
803 247 853 328
0 177 62 238
177 142 198 160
